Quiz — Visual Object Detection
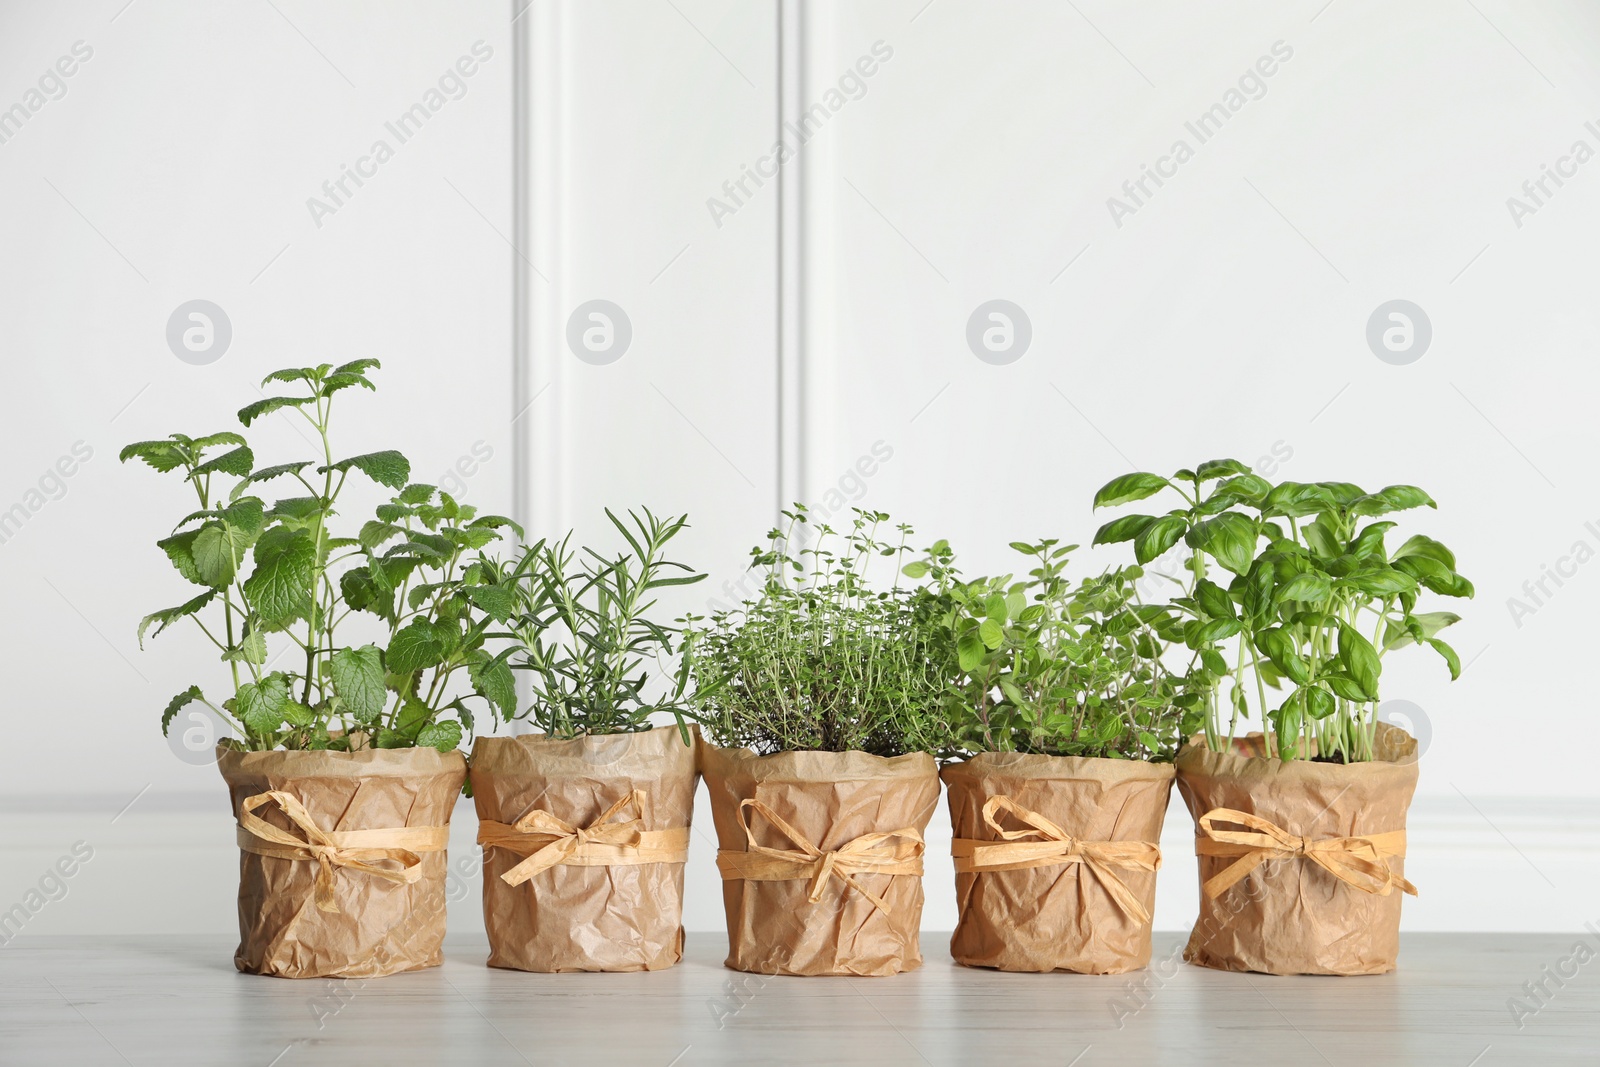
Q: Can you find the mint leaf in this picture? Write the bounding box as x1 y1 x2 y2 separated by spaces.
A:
464 584 517 623
386 618 444 674
191 522 252 588
416 720 462 753
236 674 290 734
161 685 205 736
468 649 516 719
237 395 314 427
138 590 216 647
261 367 322 386
156 530 205 585
230 461 313 500
222 629 267 665
394 697 432 740
318 451 410 490
319 372 374 398
120 439 190 473
242 527 316 629
331 645 387 723
189 445 254 479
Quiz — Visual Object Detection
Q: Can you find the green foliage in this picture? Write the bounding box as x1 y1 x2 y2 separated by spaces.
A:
913 539 1192 761
499 508 705 739
123 362 520 753
1092 462 1473 762
685 507 954 756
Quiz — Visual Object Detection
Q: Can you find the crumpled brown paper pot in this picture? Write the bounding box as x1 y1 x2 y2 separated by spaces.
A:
943 752 1174 974
217 745 467 979
1176 723 1420 976
702 744 939 977
469 724 698 972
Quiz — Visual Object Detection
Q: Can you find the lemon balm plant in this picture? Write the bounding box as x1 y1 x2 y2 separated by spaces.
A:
1092 460 1473 976
122 361 520 753
121 361 518 980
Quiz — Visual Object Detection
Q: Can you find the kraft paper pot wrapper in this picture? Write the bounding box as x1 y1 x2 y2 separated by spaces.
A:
217 744 466 980
701 743 939 977
1175 723 1419 976
469 724 698 973
942 752 1174 974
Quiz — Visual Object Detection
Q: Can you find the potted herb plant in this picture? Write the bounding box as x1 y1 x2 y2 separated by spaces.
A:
914 538 1190 974
685 508 950 977
468 508 705 972
122 362 519 979
1092 461 1472 975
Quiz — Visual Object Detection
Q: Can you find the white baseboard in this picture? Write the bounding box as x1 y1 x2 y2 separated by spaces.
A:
3 792 1595 939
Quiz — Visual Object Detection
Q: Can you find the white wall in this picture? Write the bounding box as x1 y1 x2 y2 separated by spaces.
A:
1 0 1596 939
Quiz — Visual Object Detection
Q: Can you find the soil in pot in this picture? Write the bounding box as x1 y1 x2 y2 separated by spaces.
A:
218 745 467 980
469 724 697 972
1175 722 1419 976
701 744 939 977
943 752 1174 974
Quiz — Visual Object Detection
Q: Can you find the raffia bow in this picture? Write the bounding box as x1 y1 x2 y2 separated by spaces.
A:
477 790 691 887
236 790 448 915
1195 807 1418 899
950 794 1162 924
715 799 925 917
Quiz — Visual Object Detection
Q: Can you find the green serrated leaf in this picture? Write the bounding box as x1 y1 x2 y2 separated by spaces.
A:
222 628 268 665
120 439 191 473
416 719 462 753
241 527 316 629
331 644 387 722
468 650 516 719
318 450 410 490
464 583 517 623
138 589 216 647
157 529 205 585
237 395 315 427
188 445 254 480
161 685 205 737
237 674 290 735
386 618 444 674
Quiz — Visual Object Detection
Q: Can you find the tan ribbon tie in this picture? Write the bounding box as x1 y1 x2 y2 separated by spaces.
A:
236 790 445 915
950 795 1162 925
715 799 925 917
1195 807 1418 899
478 790 690 887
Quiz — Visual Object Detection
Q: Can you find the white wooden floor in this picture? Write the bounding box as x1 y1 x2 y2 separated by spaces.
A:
1 933 1594 1065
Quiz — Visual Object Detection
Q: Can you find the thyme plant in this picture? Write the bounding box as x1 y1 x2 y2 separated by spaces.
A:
685 507 954 756
497 508 706 739
1092 461 1472 762
123 362 520 752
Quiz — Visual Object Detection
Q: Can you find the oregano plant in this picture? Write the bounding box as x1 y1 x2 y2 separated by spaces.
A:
1091 461 1473 762
122 362 521 753
908 539 1192 761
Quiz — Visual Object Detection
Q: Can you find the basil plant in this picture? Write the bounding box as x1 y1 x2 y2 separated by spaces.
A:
1092 461 1472 763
